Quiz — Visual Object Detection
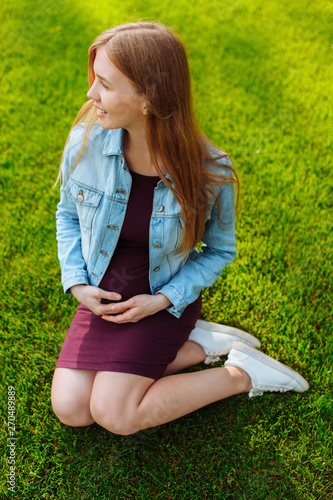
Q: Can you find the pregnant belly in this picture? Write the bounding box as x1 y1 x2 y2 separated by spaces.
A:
99 246 151 301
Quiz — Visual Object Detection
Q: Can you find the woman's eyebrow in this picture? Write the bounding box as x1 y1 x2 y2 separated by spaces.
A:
95 73 113 85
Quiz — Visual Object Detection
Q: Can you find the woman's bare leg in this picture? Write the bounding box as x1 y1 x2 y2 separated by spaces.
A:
162 340 207 376
51 368 97 426
51 341 206 427
90 366 251 435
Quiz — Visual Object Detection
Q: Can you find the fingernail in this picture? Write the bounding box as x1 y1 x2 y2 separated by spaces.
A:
110 306 116 310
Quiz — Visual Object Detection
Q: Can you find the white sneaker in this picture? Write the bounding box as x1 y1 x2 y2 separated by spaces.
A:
189 319 261 364
225 341 309 397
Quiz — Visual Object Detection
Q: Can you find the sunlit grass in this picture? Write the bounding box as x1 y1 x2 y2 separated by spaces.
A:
0 0 332 498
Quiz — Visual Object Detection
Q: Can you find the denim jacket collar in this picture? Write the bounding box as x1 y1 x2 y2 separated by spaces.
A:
103 128 173 184
103 128 125 157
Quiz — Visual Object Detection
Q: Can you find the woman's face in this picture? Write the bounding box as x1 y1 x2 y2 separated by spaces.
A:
87 46 147 132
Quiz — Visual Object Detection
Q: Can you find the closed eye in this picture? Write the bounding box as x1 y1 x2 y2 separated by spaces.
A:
100 80 110 90
94 72 112 90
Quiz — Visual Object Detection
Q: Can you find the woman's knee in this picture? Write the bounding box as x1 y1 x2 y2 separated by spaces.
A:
89 371 154 435
51 391 95 427
89 399 138 435
51 368 96 427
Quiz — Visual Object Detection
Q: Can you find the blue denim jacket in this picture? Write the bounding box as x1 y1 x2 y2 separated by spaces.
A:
56 124 236 318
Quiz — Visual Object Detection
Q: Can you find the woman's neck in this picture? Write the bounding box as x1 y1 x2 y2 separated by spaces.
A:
123 129 165 176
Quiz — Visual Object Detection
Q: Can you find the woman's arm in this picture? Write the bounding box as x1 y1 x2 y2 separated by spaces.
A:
55 127 91 293
56 171 90 294
156 180 237 318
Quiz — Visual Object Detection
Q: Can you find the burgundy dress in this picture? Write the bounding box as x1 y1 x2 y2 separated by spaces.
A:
56 169 202 379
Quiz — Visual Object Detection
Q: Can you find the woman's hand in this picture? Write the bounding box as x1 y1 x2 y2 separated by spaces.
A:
101 293 172 323
71 284 122 316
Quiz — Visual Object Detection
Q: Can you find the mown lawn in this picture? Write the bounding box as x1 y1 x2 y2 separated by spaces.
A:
0 0 332 498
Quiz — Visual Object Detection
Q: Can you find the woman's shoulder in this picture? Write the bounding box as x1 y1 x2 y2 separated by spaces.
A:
60 123 106 180
204 143 233 177
66 122 107 153
62 123 114 172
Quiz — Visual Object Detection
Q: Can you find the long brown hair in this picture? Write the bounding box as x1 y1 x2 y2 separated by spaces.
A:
61 22 239 257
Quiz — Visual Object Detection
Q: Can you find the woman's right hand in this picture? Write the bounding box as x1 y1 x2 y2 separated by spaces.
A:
70 284 122 316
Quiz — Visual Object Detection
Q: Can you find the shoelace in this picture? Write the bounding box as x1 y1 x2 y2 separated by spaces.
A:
204 355 221 365
249 386 289 398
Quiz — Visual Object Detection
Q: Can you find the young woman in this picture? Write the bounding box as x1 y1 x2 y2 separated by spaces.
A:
52 22 309 435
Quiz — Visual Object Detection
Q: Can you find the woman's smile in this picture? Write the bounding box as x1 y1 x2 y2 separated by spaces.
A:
96 106 108 117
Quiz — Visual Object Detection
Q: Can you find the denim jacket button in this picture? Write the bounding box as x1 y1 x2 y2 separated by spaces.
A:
157 205 164 212
154 243 161 249
76 194 84 202
156 286 162 291
154 267 160 272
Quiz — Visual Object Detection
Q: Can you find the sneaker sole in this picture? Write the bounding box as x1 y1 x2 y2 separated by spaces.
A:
230 341 310 392
196 319 261 349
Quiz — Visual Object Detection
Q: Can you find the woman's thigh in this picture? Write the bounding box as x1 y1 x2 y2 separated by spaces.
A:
51 367 97 426
90 371 154 435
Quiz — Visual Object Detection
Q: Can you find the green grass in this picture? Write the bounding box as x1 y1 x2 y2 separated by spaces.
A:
1 0 332 498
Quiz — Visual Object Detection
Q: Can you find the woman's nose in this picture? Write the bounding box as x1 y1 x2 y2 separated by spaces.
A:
87 81 98 100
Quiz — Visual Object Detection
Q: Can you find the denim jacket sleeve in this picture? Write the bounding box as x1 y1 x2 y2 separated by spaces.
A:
156 173 237 318
56 127 90 294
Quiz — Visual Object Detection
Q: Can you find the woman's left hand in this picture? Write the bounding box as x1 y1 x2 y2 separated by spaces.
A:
101 293 172 323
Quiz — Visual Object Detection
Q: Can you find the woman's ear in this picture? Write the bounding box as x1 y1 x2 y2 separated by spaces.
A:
142 101 149 115
138 92 149 115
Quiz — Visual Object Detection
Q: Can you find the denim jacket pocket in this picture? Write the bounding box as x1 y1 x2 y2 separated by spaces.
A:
65 180 103 229
164 215 183 253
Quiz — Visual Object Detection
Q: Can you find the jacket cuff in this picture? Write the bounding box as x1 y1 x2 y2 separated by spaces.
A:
62 273 89 295
156 284 188 319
